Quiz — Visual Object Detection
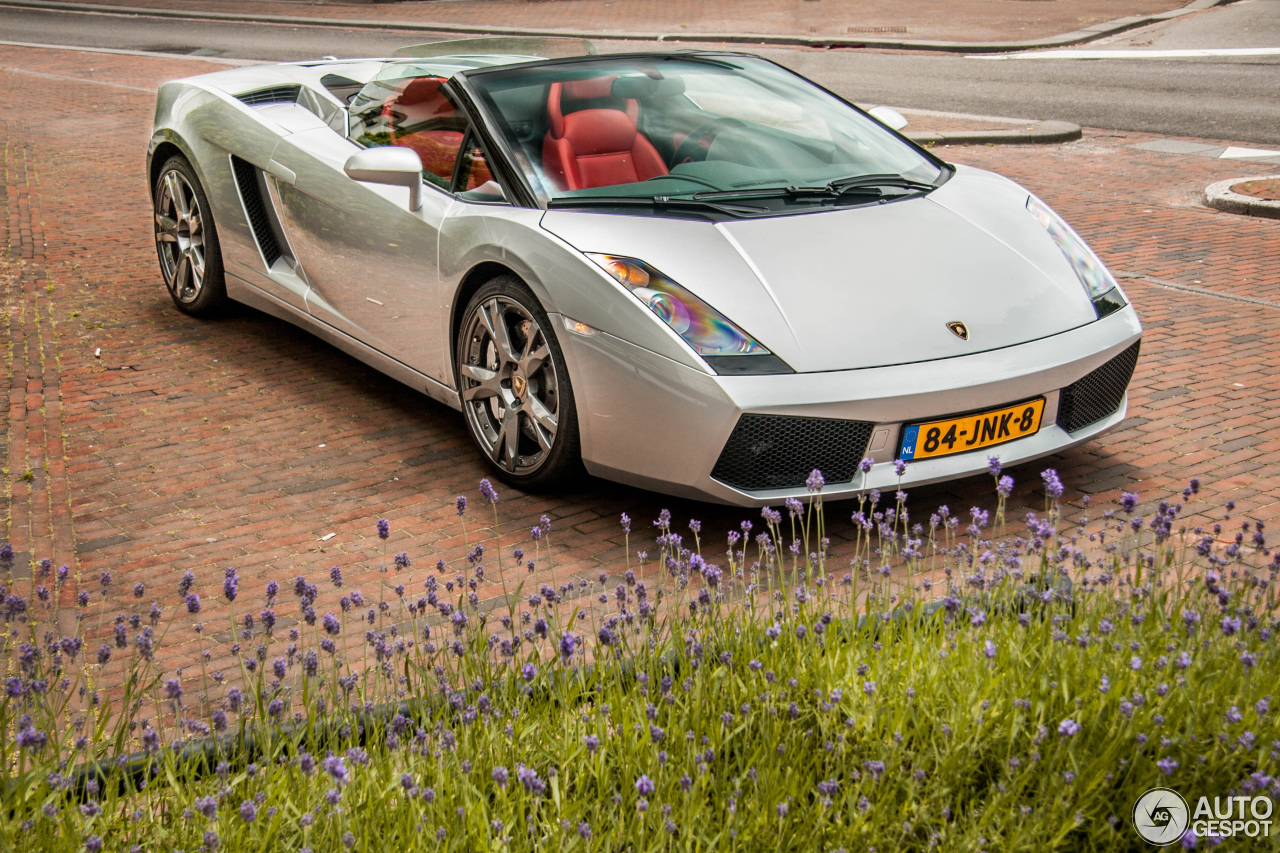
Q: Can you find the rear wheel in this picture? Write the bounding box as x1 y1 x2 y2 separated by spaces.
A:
153 155 227 316
456 275 582 490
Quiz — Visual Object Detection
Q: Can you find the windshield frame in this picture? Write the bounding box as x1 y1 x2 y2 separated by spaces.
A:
455 50 952 216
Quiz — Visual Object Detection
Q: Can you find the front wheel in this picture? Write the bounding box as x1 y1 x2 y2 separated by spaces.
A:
456 275 582 490
153 155 227 316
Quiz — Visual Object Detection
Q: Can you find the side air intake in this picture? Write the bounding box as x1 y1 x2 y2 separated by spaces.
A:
236 85 301 107
230 156 282 268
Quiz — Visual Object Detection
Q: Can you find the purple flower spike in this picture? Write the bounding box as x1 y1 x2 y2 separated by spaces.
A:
893 459 907 478
185 593 200 614
987 456 1002 477
1121 492 1139 514
322 612 341 636
1041 469 1064 499
1058 719 1080 737
222 568 238 603
620 513 631 534
456 495 467 516
377 519 390 540
479 479 499 505
997 475 1014 498
559 632 577 663
239 801 256 824
859 457 874 474
636 775 655 797
806 469 825 492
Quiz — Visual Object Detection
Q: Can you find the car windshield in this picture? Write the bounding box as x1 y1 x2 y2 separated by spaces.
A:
465 54 943 206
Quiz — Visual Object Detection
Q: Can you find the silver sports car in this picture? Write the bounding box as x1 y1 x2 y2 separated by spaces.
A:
148 39 1141 505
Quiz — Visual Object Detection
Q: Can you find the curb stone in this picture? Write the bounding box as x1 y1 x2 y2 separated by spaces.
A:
907 120 1082 147
1204 176 1280 220
0 0 1239 54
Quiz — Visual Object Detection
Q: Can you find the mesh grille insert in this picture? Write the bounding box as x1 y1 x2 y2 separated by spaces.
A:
1056 341 1140 433
711 414 875 492
230 156 281 268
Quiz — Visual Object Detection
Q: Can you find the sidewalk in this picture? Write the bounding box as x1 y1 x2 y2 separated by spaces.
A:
14 0 1230 50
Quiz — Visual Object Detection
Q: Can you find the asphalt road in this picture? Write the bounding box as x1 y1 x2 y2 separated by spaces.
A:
1 1 1278 143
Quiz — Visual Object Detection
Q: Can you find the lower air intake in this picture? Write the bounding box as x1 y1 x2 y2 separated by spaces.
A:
1056 341 1140 433
711 414 874 492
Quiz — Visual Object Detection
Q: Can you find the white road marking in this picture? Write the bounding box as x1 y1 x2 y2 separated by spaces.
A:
0 39 257 65
1220 146 1280 159
980 47 1280 60
0 64 157 92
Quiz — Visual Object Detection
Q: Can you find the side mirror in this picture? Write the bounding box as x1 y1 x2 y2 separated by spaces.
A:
868 106 909 131
344 147 424 211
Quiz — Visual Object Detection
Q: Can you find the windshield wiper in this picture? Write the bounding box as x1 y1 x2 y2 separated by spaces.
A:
547 195 768 217
826 173 936 194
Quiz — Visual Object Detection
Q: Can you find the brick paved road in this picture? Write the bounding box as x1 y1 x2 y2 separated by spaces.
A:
2 43 1278 684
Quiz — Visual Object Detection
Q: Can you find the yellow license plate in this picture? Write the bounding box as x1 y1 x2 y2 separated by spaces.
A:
899 398 1045 461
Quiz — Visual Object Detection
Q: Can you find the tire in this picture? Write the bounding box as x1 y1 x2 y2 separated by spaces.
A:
153 155 228 316
456 275 582 490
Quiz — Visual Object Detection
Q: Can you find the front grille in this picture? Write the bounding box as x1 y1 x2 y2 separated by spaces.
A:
230 156 281 268
236 85 301 106
711 414 874 492
1056 341 1140 433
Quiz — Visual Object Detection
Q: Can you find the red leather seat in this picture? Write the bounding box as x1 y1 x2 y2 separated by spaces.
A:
383 77 465 184
542 78 668 191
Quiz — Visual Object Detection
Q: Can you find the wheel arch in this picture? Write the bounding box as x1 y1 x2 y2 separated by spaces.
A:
449 260 552 388
147 131 199 200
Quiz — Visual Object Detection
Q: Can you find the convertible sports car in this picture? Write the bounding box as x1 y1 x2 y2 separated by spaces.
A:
148 39 1141 506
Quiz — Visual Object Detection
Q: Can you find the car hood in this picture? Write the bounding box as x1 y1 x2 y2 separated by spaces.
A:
540 166 1099 373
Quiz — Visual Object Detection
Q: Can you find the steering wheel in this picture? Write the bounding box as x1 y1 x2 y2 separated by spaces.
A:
671 117 749 166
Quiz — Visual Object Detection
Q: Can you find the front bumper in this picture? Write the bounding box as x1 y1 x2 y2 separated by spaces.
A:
556 305 1142 506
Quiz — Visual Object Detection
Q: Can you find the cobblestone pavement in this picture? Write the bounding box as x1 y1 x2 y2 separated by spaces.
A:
2 43 1278 684
45 0 1200 43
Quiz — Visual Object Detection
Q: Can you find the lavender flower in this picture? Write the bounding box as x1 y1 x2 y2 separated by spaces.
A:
492 767 509 787
222 568 238 603
1058 719 1080 737
185 593 200 614
479 479 499 504
893 459 907 478
239 801 256 823
807 469 825 492
636 775 655 796
376 519 390 540
559 632 577 663
860 457 874 474
1041 469 1064 499
322 612 341 636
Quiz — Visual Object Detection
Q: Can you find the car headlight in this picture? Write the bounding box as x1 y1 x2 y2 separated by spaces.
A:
1026 196 1126 318
586 254 792 375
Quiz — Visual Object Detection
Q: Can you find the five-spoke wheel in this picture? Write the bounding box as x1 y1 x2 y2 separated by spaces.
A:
153 155 226 316
457 275 580 488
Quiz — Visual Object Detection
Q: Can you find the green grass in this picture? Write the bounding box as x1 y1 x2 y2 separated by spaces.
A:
1 472 1276 851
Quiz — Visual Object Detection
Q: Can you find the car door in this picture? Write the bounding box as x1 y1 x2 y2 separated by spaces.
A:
266 75 474 382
